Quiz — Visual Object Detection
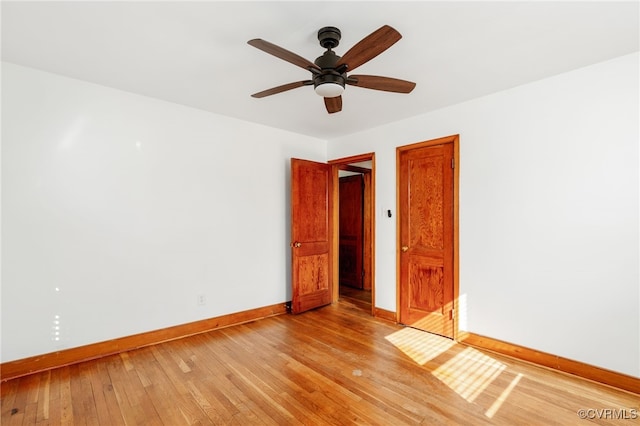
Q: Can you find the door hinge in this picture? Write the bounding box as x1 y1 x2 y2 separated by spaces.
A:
451 158 455 169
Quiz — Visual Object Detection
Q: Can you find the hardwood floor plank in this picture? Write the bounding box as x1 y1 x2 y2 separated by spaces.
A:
266 314 436 423
0 376 19 419
34 370 50 423
262 316 442 421
69 364 93 426
263 319 442 424
7 372 36 421
84 362 119 426
210 342 316 423
57 367 74 425
133 360 193 425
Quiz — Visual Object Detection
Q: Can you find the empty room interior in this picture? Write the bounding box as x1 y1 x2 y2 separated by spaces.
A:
1 1 639 424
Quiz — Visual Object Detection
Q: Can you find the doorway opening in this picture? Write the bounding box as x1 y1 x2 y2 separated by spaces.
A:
329 154 375 315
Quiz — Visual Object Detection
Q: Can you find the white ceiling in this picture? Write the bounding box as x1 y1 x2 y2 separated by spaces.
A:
2 1 638 140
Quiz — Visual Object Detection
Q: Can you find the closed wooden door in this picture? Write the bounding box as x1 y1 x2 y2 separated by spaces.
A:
291 158 333 314
339 175 364 288
398 143 454 337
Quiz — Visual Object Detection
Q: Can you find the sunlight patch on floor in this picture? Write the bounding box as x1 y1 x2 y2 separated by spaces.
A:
432 346 506 402
385 327 455 365
386 327 523 418
485 373 523 418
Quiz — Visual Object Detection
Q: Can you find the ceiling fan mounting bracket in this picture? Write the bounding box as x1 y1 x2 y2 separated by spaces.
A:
317 26 341 49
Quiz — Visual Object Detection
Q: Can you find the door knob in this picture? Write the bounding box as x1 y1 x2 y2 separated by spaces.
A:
401 246 409 252
291 242 302 248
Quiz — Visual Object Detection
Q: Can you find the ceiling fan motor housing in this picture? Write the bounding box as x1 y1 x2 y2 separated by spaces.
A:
314 37 346 93
313 53 346 93
313 72 345 91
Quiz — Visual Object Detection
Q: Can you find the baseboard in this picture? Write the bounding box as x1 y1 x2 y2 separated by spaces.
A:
1 302 288 382
374 307 396 323
460 332 640 395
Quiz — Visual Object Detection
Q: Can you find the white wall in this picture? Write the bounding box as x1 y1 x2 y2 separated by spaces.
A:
328 53 639 378
1 63 326 362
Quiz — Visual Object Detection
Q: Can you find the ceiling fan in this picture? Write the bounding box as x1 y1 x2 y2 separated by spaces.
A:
248 25 416 114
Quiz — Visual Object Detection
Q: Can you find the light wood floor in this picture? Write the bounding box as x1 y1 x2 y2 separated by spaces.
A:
339 285 372 304
2 299 638 425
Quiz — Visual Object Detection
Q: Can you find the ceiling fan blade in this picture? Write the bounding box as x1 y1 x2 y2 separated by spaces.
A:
346 75 416 93
335 25 402 72
324 96 342 114
248 39 320 71
251 81 313 98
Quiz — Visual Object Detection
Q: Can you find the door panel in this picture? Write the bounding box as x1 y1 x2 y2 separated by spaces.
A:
339 175 364 288
399 143 454 337
291 158 332 314
362 172 373 291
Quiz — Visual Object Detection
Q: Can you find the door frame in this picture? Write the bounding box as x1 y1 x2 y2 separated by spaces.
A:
396 135 461 339
329 153 375 316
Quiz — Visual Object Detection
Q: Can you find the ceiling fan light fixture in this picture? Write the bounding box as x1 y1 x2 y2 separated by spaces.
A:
314 82 344 97
314 73 345 97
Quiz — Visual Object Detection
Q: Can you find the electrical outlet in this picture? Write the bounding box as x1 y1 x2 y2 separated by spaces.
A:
197 294 206 306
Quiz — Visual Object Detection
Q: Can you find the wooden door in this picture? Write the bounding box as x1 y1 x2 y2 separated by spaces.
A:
339 175 364 288
398 143 454 337
291 158 333 314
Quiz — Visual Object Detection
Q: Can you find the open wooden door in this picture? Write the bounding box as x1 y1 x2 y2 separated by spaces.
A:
398 142 454 337
291 158 332 314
